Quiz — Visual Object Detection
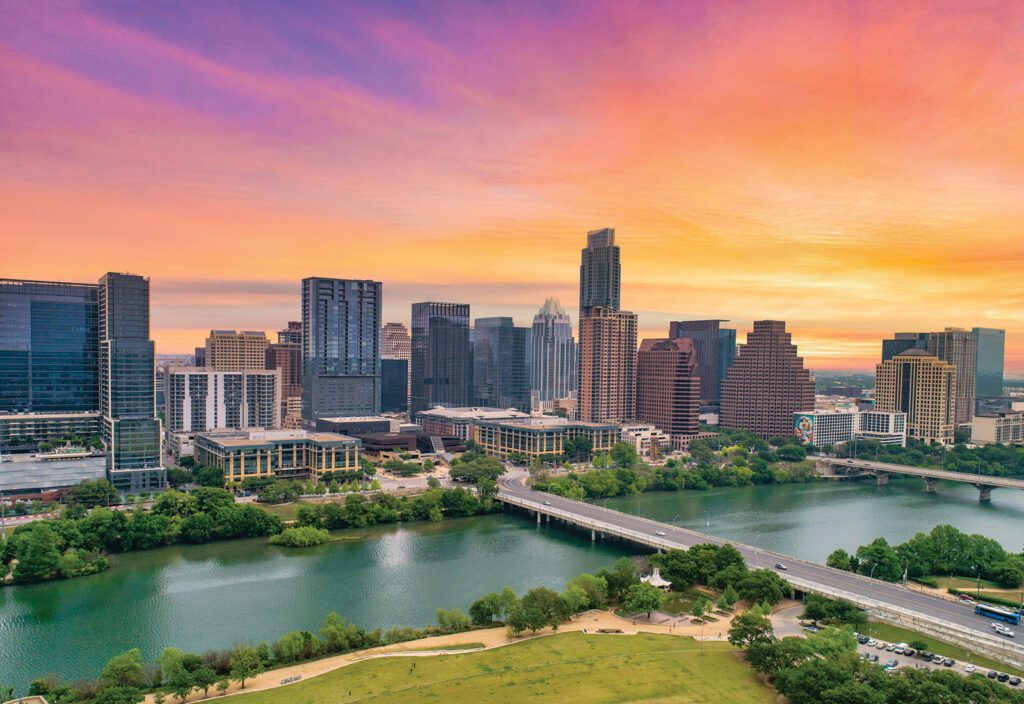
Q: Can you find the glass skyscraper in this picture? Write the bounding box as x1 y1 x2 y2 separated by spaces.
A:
973 327 1006 399
530 298 576 403
668 319 737 406
410 302 472 413
99 273 165 491
473 317 530 411
0 279 99 413
301 278 382 423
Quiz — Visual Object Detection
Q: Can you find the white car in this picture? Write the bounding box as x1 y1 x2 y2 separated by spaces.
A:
965 664 976 673
868 639 878 646
655 530 666 536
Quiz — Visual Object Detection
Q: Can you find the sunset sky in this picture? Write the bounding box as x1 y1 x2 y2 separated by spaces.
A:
2 1 1022 372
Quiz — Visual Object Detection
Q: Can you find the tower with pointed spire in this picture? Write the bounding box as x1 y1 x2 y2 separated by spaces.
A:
530 297 576 403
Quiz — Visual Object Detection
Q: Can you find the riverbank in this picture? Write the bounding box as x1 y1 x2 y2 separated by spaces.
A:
144 608 745 703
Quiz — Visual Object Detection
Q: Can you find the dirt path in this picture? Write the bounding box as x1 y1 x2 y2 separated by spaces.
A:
146 608 741 703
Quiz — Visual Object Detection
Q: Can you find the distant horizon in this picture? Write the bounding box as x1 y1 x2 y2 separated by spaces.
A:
4 1 1022 372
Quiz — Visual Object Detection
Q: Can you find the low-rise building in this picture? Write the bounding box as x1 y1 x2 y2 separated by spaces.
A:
972 412 1024 446
0 411 103 448
194 429 360 485
620 423 671 459
315 416 401 436
471 416 619 461
793 409 908 448
416 406 530 440
856 410 907 446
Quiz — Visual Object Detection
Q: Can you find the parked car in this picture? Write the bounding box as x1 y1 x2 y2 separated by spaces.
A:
965 664 976 673
943 658 956 667
886 644 896 651
857 635 870 645
868 639 878 646
1009 676 1021 686
998 673 1010 682
903 648 916 657
875 641 887 649
922 652 934 662
883 659 899 670
894 646 905 654
868 654 879 663
988 670 999 679
959 594 974 602
803 625 819 633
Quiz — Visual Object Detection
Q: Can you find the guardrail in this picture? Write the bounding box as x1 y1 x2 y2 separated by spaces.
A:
499 488 1024 670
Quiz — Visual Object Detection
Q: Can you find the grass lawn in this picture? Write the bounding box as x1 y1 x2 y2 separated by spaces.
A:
930 575 1023 602
860 622 1024 676
399 642 485 652
251 501 302 522
227 632 775 704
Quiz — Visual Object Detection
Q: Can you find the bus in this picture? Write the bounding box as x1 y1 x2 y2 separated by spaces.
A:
975 603 1021 625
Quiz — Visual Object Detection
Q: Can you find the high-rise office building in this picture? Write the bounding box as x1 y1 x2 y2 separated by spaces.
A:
881 332 927 361
577 307 637 423
973 327 1005 399
925 328 977 426
205 330 269 372
667 319 737 405
99 273 164 491
380 358 409 413
301 278 382 424
164 367 281 435
381 322 411 410
636 338 700 447
0 279 99 414
473 317 530 411
410 302 472 413
530 298 576 403
719 320 815 439
579 227 621 311
875 348 956 444
277 321 302 345
193 346 206 367
266 337 301 420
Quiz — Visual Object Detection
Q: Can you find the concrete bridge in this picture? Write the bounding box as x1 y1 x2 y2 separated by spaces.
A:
496 474 1024 670
826 458 1024 501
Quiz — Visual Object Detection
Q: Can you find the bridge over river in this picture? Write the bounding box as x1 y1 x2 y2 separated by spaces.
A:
497 474 1024 670
827 458 1024 501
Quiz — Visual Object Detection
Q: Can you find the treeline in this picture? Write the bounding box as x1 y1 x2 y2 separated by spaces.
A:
827 524 1024 588
650 543 792 606
835 437 1024 480
2 487 281 585
15 558 647 702
295 487 500 528
728 611 1024 704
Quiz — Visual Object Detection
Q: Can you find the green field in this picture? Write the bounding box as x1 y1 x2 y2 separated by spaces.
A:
228 632 774 704
931 575 1024 602
399 642 485 652
860 622 1024 676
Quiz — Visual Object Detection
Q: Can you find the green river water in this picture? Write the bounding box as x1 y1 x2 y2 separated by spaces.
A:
2 476 1023 689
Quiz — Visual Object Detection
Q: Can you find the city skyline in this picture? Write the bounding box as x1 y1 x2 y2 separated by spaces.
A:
4 1 1024 372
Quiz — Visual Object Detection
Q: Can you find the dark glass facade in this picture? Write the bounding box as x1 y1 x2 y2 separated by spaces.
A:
410 302 472 412
667 319 737 405
0 279 99 413
99 273 164 491
380 358 409 412
473 317 530 411
301 278 382 423
579 228 621 311
974 327 1005 399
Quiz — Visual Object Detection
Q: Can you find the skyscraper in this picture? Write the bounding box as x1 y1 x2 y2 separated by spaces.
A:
579 227 621 311
265 333 302 424
636 338 700 447
301 277 382 424
667 319 737 405
875 348 956 444
925 328 977 426
530 298 576 403
277 321 302 345
973 327 1006 399
719 320 815 439
410 302 472 413
380 359 409 413
577 307 637 422
473 317 530 411
0 278 99 414
205 330 269 371
881 332 927 361
164 367 281 435
381 321 411 410
99 273 164 491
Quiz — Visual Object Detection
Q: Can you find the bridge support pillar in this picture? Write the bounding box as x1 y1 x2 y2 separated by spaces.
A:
976 485 993 502
536 511 541 524
591 529 596 542
923 478 938 494
545 513 550 523
875 472 890 486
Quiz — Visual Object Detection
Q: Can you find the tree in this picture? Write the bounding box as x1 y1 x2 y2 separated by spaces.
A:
215 679 230 697
826 549 855 572
728 611 775 648
426 476 441 489
855 537 902 582
521 587 571 631
690 599 705 619
166 467 193 489
95 687 145 704
193 667 218 698
65 478 120 507
738 569 789 605
720 583 739 609
610 441 639 468
565 573 609 610
561 584 590 614
194 466 225 487
12 523 61 583
600 556 639 603
99 648 147 689
623 582 664 617
229 644 263 689
469 592 504 625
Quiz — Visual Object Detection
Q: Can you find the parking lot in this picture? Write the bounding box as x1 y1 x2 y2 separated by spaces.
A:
853 633 1021 688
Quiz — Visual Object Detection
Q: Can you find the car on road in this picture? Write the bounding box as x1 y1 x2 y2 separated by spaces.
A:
965 664 976 674
1010 676 1021 686
998 673 1010 682
943 658 956 667
774 563 788 571
995 625 1015 638
543 500 551 505
655 530 666 536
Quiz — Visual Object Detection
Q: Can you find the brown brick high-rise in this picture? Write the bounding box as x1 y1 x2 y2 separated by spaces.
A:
636 338 700 447
720 320 814 439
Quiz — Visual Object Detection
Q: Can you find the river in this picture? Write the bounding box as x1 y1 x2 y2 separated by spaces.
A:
3 476 1023 689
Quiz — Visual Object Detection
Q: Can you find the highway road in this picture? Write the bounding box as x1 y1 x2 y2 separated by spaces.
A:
497 474 1023 650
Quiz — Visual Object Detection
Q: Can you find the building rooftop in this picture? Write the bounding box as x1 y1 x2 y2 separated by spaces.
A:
198 428 358 446
418 406 530 420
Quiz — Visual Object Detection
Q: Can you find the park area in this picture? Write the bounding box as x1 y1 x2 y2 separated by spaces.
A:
224 632 774 704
